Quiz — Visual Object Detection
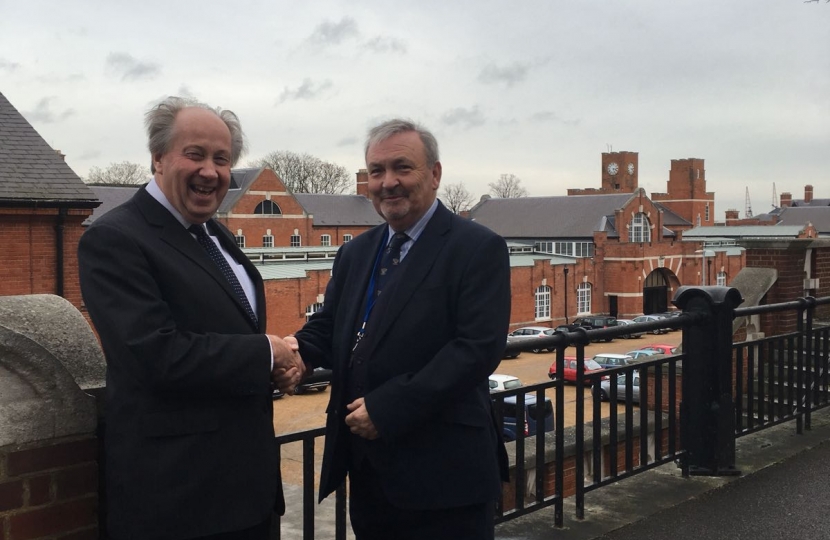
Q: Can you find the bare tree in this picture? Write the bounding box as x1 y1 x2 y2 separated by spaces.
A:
85 161 150 185
488 173 528 198
249 151 352 194
440 182 476 214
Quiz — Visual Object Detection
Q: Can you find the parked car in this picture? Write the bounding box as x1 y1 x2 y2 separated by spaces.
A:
643 344 679 355
573 315 618 342
632 315 670 334
507 326 556 353
593 371 641 403
489 374 523 392
592 353 637 369
549 356 605 384
627 349 660 360
503 336 522 359
615 319 644 339
293 367 332 394
498 394 554 442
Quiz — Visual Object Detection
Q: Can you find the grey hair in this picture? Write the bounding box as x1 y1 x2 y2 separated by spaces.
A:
145 96 247 173
364 118 439 168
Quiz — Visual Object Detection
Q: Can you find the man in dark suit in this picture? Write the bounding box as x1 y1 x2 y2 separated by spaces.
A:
293 119 511 540
78 97 303 540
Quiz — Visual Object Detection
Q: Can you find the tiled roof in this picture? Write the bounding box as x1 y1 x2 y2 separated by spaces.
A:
0 92 98 205
777 206 830 234
219 167 264 213
84 186 139 225
293 193 384 226
469 191 687 239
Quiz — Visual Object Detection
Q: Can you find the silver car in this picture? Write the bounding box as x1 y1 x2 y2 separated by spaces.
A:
507 326 556 353
594 371 641 402
632 315 669 335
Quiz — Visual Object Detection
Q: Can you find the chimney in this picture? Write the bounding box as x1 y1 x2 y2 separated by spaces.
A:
805 185 814 203
55 149 66 161
356 169 369 198
781 192 792 208
725 209 739 223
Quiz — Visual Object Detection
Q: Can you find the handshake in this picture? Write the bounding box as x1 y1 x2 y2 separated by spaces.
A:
267 335 306 395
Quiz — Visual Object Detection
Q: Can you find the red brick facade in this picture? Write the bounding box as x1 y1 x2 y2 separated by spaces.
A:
651 158 715 228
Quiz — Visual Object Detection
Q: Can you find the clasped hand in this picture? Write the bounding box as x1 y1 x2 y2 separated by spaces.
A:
268 335 305 395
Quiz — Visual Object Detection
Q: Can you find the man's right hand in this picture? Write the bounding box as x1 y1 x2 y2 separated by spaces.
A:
268 335 305 394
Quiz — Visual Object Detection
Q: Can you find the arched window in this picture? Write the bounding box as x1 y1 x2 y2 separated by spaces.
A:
577 283 591 314
629 213 651 243
254 200 282 215
535 285 551 320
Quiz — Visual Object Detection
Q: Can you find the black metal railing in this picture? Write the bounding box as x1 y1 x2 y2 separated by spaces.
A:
91 288 830 539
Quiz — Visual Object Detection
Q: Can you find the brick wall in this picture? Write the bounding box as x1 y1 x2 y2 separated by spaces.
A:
0 437 98 540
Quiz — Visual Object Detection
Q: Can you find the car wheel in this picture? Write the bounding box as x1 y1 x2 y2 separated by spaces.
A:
294 386 306 395
652 329 661 335
531 348 542 354
316 386 328 392
546 348 556 353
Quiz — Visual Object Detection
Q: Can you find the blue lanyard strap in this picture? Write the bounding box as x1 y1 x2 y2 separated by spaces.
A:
352 229 389 352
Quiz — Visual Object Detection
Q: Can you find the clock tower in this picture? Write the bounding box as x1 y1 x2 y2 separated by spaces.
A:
601 151 638 192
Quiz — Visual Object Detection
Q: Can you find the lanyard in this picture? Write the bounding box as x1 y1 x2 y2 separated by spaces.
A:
352 229 389 352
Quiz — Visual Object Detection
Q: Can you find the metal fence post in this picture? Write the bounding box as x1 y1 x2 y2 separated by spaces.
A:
673 286 743 476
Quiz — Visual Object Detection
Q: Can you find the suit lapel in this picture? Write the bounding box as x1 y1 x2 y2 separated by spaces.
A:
368 204 452 346
343 226 387 346
133 187 260 332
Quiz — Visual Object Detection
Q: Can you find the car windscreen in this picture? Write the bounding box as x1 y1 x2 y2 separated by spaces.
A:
503 380 522 390
585 359 603 370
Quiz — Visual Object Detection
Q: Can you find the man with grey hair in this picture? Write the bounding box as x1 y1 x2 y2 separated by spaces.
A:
79 96 303 540
294 118 511 539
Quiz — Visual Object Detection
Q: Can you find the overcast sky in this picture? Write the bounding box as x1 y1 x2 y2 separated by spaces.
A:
2 0 828 220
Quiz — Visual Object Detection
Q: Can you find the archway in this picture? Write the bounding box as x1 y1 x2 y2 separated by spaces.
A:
642 268 679 314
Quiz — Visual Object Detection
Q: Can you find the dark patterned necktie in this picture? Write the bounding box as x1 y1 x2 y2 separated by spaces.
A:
189 224 258 325
375 232 409 298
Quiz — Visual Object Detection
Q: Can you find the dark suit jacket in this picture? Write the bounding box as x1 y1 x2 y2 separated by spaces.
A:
78 186 282 540
295 202 511 510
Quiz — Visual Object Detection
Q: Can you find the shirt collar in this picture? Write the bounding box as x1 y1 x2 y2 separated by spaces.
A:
146 177 198 230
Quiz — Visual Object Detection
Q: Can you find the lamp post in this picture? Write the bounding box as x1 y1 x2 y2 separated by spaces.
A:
563 267 569 324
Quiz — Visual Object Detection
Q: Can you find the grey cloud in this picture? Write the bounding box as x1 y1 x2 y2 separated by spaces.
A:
364 36 407 54
277 78 334 104
309 17 359 45
23 98 75 124
177 85 196 99
337 136 359 147
529 111 580 126
441 106 486 129
79 149 102 160
0 58 20 72
106 52 161 81
478 62 529 87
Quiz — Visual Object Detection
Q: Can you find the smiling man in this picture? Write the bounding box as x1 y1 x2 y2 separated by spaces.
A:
78 97 303 540
294 118 512 540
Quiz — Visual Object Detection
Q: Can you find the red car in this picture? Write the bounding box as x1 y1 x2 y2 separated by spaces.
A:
644 344 678 355
549 356 605 384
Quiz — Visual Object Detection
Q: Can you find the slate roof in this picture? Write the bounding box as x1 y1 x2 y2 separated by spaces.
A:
218 167 263 213
792 199 830 207
469 192 688 239
293 193 384 227
777 206 830 234
0 91 98 206
84 185 140 225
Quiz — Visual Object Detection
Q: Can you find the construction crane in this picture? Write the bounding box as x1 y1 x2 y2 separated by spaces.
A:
745 187 753 218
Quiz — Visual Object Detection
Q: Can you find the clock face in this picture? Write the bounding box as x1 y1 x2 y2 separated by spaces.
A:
627 163 635 175
607 162 619 175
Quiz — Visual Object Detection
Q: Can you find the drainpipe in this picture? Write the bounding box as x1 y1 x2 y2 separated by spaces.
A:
56 207 66 297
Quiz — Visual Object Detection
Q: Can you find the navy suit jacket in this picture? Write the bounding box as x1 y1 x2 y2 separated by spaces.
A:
295 202 511 509
78 186 282 540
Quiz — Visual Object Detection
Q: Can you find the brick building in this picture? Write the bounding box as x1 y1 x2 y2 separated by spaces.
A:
0 91 99 311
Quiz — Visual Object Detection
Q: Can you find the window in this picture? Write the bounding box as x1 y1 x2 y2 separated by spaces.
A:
262 235 273 248
305 302 324 321
696 214 701 227
629 213 651 243
235 235 245 248
717 271 727 286
554 242 573 256
254 200 282 215
321 234 331 247
343 234 353 243
534 241 553 253
577 283 591 314
535 285 551 319
575 242 594 257
290 234 301 247
705 203 710 222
